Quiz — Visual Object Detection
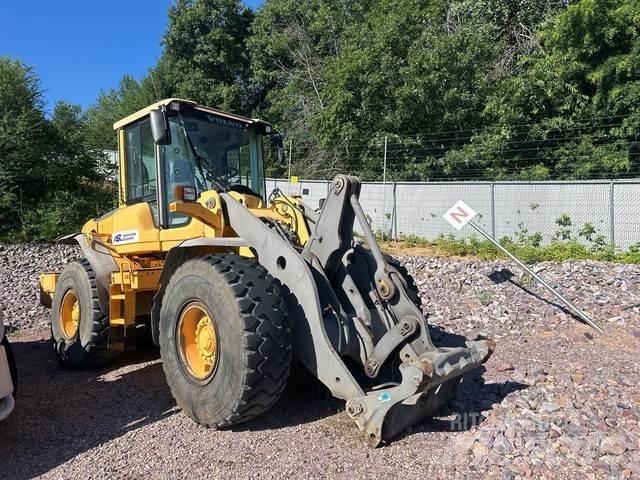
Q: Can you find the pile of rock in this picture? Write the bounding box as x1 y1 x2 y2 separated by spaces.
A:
0 244 638 477
463 364 639 478
0 243 78 331
2 244 639 337
400 255 639 478
400 256 640 338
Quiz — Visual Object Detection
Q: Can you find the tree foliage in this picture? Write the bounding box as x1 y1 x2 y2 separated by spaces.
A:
0 58 49 228
2 0 639 241
162 0 254 111
80 0 640 180
0 57 115 241
469 0 640 180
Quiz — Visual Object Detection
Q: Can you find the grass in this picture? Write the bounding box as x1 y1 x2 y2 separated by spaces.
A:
379 233 640 264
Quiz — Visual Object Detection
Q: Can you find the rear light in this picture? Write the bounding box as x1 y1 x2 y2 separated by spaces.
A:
175 185 197 202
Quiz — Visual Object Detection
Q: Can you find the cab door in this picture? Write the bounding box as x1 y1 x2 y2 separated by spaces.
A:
110 119 161 254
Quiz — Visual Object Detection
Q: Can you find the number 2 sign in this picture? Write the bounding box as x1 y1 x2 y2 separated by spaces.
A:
443 200 478 230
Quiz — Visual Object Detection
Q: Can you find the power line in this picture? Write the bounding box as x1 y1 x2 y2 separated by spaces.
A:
281 115 637 150
287 128 636 151
380 140 640 158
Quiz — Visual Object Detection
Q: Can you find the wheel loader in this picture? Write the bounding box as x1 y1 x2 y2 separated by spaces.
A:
39 99 493 446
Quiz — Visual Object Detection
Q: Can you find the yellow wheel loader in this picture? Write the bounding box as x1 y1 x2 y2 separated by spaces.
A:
39 99 493 446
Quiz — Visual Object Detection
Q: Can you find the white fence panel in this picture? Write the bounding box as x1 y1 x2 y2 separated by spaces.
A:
613 182 640 250
494 182 611 245
395 182 493 239
357 183 394 235
266 178 329 209
265 178 640 250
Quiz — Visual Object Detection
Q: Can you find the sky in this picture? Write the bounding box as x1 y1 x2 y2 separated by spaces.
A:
0 1 263 114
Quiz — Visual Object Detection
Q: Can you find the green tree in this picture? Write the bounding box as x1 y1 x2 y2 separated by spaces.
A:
85 73 165 150
470 0 640 179
162 0 254 112
0 57 117 241
20 100 117 242
0 57 49 234
250 0 565 180
312 0 535 179
249 0 370 176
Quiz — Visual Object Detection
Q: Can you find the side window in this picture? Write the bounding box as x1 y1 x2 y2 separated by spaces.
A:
225 149 241 184
225 143 251 185
125 121 156 204
224 136 264 197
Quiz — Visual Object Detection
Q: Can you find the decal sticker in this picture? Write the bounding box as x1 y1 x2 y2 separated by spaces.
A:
112 229 139 245
378 391 392 403
204 114 245 130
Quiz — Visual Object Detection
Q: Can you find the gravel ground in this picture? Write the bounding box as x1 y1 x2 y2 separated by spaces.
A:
0 245 639 479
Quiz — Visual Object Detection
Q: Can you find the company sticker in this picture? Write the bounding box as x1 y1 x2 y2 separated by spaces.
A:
112 229 139 245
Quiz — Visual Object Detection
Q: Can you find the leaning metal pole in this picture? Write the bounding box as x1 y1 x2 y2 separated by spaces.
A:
468 220 605 334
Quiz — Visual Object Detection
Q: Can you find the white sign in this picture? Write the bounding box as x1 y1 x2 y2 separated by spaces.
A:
112 229 139 245
443 200 478 230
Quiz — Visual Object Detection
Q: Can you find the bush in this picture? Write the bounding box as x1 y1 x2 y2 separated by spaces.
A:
7 184 116 243
394 233 640 264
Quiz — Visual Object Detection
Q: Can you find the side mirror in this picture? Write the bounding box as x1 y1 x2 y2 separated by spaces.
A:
150 108 171 145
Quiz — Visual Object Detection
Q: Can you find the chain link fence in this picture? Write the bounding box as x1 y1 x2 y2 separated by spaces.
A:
266 178 640 250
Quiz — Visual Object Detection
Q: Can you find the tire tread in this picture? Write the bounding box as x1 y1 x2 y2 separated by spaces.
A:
52 259 115 368
162 253 291 428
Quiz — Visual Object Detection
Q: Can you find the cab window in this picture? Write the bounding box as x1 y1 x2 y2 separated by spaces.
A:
160 120 204 227
125 120 156 204
225 143 251 186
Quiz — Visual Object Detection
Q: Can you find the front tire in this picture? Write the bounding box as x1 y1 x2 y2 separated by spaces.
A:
159 254 291 427
51 259 116 368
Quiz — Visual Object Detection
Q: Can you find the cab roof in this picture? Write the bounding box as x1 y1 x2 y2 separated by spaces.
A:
112 98 272 131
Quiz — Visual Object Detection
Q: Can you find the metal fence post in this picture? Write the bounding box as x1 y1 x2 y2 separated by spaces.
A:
609 181 615 248
490 182 496 239
392 181 398 241
382 136 388 234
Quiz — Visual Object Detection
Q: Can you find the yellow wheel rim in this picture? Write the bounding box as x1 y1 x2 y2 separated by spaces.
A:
60 290 80 339
177 302 219 382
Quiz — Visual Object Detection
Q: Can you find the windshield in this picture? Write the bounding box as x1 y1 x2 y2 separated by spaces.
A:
167 110 265 195
162 109 266 226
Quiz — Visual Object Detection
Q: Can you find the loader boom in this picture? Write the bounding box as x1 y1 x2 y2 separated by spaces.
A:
225 175 493 445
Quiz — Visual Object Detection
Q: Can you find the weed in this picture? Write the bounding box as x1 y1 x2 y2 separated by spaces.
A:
477 291 494 306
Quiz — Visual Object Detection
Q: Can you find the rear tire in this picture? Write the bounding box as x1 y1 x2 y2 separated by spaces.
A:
51 259 116 369
159 254 291 427
385 255 422 309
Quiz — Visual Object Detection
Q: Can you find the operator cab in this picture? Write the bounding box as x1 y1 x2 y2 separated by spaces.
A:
114 99 276 228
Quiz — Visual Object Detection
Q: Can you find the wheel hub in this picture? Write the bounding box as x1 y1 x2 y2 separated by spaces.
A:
195 317 216 366
71 302 80 325
177 302 219 381
60 290 80 339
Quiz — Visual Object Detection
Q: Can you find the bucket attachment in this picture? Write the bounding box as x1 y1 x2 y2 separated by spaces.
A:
222 175 494 446
347 339 494 446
